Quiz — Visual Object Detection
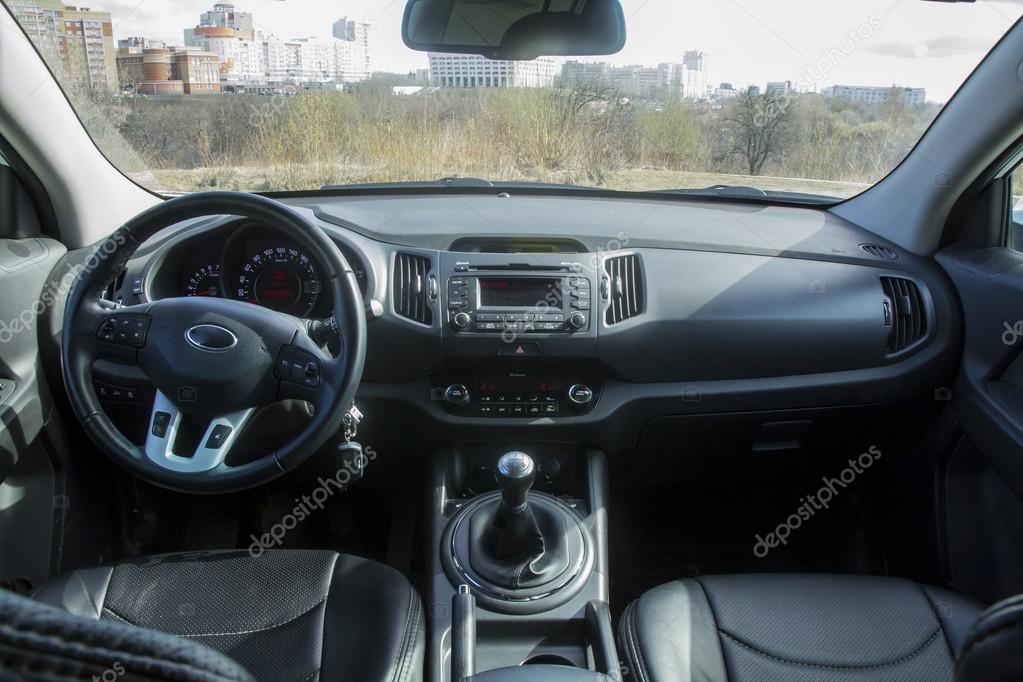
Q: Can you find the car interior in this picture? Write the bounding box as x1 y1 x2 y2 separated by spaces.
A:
2 0 1023 680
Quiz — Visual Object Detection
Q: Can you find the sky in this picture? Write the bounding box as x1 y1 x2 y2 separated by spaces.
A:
87 0 1023 102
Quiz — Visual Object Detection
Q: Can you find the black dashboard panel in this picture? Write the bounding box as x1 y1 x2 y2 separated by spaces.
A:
104 191 961 439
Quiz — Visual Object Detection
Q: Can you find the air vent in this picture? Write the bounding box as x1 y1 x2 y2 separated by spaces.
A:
393 252 433 325
881 277 926 352
604 254 644 325
861 244 899 260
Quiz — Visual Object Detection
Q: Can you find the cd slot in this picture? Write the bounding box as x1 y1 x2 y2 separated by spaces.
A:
467 264 569 272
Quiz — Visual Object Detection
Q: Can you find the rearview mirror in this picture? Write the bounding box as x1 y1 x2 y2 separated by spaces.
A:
402 0 627 61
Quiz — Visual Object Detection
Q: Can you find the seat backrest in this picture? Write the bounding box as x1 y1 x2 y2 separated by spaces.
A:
956 593 1023 682
0 588 254 681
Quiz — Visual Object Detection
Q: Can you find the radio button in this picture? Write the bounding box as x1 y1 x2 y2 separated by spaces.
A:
498 342 542 356
477 314 502 322
444 384 470 405
568 384 594 404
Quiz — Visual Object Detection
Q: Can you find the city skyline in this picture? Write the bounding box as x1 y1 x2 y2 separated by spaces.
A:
72 0 1023 101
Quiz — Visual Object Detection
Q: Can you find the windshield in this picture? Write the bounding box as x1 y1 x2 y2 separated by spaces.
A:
5 0 1021 199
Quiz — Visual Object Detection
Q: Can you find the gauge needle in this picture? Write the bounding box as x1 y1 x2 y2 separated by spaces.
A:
194 288 218 296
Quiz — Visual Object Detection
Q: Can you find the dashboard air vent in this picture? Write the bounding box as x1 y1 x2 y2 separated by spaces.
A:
861 244 899 260
604 254 644 325
881 276 926 352
393 252 433 325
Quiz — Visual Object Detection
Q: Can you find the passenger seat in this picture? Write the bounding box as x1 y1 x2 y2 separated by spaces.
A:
619 573 1022 682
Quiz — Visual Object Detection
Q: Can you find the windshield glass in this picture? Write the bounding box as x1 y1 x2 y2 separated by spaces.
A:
5 0 1020 198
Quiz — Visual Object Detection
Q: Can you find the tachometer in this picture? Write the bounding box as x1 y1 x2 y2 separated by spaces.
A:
235 246 320 316
184 264 222 298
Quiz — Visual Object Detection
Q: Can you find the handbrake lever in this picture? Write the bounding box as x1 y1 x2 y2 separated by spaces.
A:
451 584 476 681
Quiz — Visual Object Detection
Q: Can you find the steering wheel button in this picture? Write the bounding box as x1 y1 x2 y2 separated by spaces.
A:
205 425 233 450
152 411 171 438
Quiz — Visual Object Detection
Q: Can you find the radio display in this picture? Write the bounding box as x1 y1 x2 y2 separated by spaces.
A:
478 278 560 308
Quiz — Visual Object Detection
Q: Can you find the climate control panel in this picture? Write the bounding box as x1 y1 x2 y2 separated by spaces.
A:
434 374 599 418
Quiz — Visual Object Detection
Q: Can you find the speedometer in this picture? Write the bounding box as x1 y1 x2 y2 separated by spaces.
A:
235 246 320 316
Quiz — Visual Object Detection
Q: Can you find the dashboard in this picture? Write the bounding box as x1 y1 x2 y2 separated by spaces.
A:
104 190 961 453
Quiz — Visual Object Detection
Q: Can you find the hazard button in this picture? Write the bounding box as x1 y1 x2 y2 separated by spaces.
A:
498 342 542 356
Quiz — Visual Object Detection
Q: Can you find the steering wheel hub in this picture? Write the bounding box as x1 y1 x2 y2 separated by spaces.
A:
139 296 296 418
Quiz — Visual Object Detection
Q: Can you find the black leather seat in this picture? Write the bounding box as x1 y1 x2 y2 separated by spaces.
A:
619 574 985 682
13 549 424 682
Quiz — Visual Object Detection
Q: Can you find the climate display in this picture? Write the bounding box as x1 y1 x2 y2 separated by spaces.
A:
478 278 560 308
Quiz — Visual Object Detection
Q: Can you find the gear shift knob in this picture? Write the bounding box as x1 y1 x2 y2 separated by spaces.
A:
495 451 535 511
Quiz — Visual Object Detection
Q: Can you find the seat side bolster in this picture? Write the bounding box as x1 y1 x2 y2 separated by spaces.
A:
619 579 728 682
956 593 1023 682
920 584 985 658
320 554 425 682
32 565 115 619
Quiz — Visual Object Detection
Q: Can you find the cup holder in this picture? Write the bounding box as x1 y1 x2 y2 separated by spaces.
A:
521 654 577 667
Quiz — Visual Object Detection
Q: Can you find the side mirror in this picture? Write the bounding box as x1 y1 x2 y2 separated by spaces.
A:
402 0 627 61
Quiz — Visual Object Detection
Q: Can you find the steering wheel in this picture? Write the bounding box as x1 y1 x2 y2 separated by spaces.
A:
61 192 367 494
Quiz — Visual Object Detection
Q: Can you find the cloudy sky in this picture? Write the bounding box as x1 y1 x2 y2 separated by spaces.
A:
87 0 1023 102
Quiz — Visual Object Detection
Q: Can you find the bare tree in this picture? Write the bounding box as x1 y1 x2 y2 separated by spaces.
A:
722 90 792 176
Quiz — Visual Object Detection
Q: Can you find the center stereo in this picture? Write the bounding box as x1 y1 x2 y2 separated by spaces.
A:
446 273 591 333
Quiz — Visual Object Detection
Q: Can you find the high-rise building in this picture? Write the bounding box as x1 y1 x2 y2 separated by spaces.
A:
184 3 372 87
682 50 708 99
9 0 118 91
428 53 556 88
332 17 371 82
822 85 926 106
766 81 792 96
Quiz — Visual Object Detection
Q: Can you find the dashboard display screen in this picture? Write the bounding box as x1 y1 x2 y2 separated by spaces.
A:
479 278 560 308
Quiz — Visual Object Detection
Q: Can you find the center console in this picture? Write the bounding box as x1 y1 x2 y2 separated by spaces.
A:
425 444 615 681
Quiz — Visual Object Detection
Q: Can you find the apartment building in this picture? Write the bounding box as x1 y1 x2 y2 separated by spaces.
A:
9 0 117 90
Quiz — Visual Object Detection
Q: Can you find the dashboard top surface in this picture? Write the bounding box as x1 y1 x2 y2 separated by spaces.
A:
286 192 880 261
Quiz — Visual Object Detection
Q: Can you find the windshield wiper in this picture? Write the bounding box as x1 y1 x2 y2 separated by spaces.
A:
320 177 595 191
651 185 838 204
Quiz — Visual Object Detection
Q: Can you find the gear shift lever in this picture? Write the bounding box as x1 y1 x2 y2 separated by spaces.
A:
495 451 535 511
468 450 572 590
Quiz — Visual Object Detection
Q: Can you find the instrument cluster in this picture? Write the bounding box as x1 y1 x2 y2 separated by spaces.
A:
153 222 368 318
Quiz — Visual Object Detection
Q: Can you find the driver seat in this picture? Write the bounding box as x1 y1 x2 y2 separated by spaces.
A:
5 549 424 681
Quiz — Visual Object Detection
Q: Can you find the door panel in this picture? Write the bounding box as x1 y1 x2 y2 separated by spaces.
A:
0 163 69 588
936 243 1023 601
